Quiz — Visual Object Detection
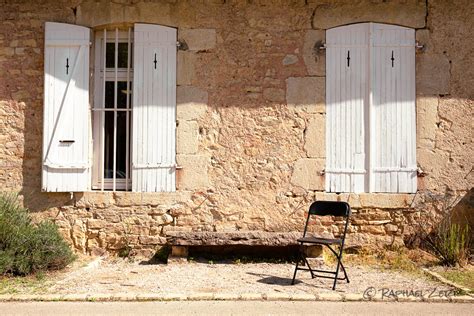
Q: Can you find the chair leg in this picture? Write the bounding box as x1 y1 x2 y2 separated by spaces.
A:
302 255 315 278
332 246 344 290
291 255 300 285
326 245 349 283
291 245 304 285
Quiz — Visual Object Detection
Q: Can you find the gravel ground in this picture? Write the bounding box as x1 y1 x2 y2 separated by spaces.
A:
45 258 452 296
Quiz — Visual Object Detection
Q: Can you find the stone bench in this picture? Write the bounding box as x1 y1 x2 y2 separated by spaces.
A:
165 231 321 262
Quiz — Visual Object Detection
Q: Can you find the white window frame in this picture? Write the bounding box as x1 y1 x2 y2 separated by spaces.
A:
92 28 133 191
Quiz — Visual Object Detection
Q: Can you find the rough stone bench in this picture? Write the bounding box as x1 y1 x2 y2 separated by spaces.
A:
165 231 321 262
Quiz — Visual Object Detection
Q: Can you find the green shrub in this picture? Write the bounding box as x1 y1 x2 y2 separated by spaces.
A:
0 193 75 275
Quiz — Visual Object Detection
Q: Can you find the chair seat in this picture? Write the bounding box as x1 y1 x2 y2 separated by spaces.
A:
297 236 342 245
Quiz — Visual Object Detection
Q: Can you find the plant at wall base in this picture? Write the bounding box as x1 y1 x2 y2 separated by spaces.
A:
0 193 75 275
118 220 133 259
423 217 470 267
408 189 471 267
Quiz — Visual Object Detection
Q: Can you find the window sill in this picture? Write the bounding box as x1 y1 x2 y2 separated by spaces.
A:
316 192 417 209
74 191 192 208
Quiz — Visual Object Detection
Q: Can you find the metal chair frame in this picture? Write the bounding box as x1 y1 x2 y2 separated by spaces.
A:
291 201 351 290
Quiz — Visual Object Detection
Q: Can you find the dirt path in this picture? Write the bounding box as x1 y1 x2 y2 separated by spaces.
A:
43 258 451 296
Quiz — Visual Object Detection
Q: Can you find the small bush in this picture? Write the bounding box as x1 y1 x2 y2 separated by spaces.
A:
423 216 471 267
0 194 75 275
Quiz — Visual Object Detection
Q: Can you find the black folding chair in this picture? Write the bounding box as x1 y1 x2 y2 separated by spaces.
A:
291 201 351 290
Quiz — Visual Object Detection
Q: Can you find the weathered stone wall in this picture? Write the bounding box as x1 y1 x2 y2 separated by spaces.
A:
0 0 472 256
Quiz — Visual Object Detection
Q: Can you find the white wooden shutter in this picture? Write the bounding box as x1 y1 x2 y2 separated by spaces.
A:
132 24 177 192
42 22 90 192
326 24 369 193
369 23 416 193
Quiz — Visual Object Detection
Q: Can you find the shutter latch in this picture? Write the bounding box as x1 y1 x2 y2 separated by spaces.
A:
66 58 69 74
153 53 157 69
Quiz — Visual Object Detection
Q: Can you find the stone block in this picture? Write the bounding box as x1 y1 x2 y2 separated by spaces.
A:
76 1 175 27
180 29 216 51
177 86 208 121
263 88 285 102
74 192 115 208
303 30 325 76
304 114 325 158
240 293 263 300
139 235 167 245
290 158 325 190
416 96 439 148
188 293 215 300
291 294 317 301
359 193 413 209
177 51 196 85
177 120 199 154
113 191 191 207
286 77 325 113
171 245 188 257
176 154 210 189
416 54 450 95
312 0 426 29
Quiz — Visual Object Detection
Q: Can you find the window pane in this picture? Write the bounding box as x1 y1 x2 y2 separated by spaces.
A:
104 111 114 178
103 112 129 179
105 81 114 108
115 112 127 179
106 42 130 68
118 81 132 108
105 81 132 108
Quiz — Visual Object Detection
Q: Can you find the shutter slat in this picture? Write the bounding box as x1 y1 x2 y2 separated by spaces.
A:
132 24 176 192
42 22 90 192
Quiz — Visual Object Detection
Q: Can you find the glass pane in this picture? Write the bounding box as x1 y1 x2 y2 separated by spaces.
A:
105 81 114 108
118 81 132 108
115 112 127 179
103 112 129 179
104 111 114 178
105 81 132 109
106 42 129 68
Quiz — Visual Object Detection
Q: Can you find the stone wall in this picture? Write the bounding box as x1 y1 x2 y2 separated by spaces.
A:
0 0 472 256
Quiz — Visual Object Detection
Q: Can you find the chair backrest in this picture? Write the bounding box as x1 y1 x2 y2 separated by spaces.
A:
302 201 351 240
308 201 351 217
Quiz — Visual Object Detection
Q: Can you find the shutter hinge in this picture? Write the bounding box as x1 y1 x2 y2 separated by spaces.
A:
176 41 181 48
318 43 326 50
417 166 427 177
415 41 424 52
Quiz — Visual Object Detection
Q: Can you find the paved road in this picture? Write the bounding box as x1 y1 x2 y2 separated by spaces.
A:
1 301 472 315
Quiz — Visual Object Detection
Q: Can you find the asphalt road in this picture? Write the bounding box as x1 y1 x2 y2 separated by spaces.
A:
1 301 473 316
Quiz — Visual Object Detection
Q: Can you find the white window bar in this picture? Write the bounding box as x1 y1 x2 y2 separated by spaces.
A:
125 27 131 191
101 28 106 192
113 28 118 191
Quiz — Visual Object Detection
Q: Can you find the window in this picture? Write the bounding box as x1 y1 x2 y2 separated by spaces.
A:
325 23 417 193
92 29 133 191
42 22 177 193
